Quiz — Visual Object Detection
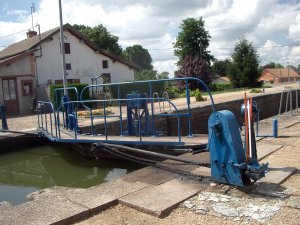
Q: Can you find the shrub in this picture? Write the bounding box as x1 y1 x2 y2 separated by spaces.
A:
195 89 207 101
209 83 233 91
166 85 182 99
49 83 90 108
249 88 263 93
110 81 165 99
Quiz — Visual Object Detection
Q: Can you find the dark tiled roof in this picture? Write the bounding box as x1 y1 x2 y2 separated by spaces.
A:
0 24 139 69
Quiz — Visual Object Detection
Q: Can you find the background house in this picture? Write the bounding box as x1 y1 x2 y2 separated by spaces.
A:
259 68 300 84
0 24 139 115
214 76 231 83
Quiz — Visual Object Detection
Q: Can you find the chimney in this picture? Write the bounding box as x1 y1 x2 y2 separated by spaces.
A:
26 30 37 38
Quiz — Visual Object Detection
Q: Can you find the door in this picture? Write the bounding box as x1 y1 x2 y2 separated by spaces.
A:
2 78 19 115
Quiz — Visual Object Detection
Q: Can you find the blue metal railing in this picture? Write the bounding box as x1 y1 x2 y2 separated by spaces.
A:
55 97 183 144
80 77 215 137
37 101 57 138
37 77 216 147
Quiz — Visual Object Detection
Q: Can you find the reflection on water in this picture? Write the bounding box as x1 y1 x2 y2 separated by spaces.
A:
0 144 141 205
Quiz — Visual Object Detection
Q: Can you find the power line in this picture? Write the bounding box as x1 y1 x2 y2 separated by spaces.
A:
0 25 40 40
215 43 300 50
0 28 29 40
147 43 300 52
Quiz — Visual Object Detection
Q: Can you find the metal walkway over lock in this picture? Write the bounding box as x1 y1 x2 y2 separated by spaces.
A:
36 77 268 187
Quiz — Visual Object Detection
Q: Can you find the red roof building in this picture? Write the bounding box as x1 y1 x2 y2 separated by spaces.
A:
259 68 300 84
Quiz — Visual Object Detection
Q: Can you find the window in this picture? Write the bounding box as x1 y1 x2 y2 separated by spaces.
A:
55 80 63 85
66 63 72 70
60 43 71 54
21 80 33 96
67 79 80 84
102 60 108 69
64 43 70 54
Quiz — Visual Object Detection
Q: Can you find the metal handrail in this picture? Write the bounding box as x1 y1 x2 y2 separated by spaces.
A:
279 89 299 116
55 97 183 144
152 92 161 113
37 101 57 138
162 91 171 112
79 77 215 137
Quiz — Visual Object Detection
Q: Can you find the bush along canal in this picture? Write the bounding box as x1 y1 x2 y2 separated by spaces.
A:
0 144 141 205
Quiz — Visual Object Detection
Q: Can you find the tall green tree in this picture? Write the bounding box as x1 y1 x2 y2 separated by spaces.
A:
122 45 153 70
228 38 260 87
134 69 158 81
157 71 169 80
212 59 232 78
73 24 122 56
173 17 214 65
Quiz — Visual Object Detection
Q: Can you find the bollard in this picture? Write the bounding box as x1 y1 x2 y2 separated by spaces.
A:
273 118 278 138
0 104 8 130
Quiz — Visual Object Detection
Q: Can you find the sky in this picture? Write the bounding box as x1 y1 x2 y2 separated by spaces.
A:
0 0 299 76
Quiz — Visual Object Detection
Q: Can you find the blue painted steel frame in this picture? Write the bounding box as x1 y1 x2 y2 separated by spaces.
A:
80 77 215 137
38 77 215 147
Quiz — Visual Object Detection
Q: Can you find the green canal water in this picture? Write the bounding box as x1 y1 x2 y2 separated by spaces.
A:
0 144 141 205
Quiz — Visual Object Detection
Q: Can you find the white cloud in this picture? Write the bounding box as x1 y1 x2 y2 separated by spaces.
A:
0 0 300 75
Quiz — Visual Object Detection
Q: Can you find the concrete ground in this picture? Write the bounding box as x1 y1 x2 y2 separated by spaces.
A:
0 113 299 225
1 82 300 225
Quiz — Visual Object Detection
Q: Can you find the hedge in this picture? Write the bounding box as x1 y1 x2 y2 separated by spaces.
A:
109 81 165 99
49 83 90 108
209 83 233 91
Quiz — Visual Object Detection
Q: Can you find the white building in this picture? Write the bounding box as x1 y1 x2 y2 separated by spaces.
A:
0 24 139 115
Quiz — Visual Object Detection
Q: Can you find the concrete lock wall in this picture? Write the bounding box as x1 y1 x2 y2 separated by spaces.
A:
86 90 300 136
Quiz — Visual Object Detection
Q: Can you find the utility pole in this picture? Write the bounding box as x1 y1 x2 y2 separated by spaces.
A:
58 0 67 95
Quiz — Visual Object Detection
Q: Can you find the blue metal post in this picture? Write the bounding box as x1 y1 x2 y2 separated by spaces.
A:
185 80 192 137
0 104 8 130
148 82 155 136
62 95 69 128
117 85 123 135
273 118 278 138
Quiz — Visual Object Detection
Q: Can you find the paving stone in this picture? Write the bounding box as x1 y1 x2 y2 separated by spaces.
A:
119 177 207 218
0 193 89 225
287 196 300 209
191 166 211 177
68 179 150 214
0 180 150 225
259 166 297 184
256 143 283 160
123 166 178 185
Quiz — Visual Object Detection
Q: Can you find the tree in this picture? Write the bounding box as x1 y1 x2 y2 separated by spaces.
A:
176 55 212 90
73 24 122 56
135 69 158 81
173 17 214 65
122 45 153 70
157 71 169 80
228 38 260 87
212 59 232 78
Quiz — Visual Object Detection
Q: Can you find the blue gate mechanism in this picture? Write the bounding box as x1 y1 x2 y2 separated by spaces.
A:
36 77 268 187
